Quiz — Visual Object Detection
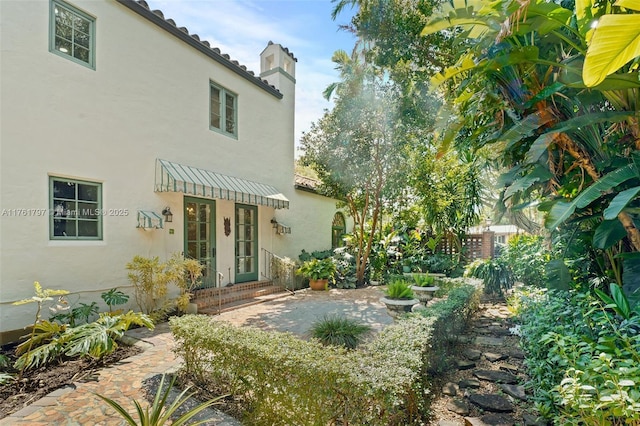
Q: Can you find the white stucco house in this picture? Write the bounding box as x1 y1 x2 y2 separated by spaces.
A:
0 0 348 344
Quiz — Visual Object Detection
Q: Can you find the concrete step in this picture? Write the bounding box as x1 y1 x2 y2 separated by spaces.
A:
192 281 289 313
199 290 290 315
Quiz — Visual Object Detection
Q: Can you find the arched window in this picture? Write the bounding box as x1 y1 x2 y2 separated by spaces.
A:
331 212 346 249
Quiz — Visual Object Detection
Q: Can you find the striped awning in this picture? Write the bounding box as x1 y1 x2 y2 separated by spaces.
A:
155 159 289 209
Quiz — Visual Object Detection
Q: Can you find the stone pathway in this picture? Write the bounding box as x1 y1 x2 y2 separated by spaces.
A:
429 296 546 426
0 323 239 426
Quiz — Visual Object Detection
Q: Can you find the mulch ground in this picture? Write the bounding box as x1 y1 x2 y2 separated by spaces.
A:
0 343 141 418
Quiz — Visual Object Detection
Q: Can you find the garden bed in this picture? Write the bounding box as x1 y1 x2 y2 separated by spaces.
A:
0 343 141 418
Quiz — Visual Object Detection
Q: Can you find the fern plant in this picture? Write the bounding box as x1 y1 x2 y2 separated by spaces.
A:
96 373 224 426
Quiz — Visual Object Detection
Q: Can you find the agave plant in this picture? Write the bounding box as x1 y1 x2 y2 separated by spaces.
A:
96 373 224 426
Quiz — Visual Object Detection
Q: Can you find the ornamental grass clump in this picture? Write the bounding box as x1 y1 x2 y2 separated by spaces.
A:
309 314 372 349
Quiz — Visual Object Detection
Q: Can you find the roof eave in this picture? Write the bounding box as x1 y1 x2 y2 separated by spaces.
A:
115 0 283 99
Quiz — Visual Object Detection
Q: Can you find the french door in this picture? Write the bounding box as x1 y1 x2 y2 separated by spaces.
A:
235 204 258 282
184 197 216 288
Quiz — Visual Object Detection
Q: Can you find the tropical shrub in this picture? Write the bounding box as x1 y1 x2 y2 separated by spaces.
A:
509 287 640 423
101 288 130 313
416 283 482 373
309 314 371 349
11 281 70 376
50 301 99 326
384 279 414 299
465 258 514 296
13 311 154 371
411 274 435 287
126 253 203 318
502 234 548 286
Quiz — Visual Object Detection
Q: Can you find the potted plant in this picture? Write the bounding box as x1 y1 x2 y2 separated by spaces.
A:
380 279 419 318
409 274 440 306
296 258 337 291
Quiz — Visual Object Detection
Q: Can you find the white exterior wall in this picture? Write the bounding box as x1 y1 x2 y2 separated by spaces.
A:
0 0 344 341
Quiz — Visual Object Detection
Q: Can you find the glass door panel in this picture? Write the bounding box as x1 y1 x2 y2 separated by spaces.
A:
184 198 216 288
235 204 257 282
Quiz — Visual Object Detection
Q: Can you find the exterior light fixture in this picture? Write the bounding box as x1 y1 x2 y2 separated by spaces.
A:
162 206 173 223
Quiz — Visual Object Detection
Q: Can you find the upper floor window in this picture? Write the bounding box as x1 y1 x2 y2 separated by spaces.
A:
50 0 95 69
210 82 237 137
50 177 102 240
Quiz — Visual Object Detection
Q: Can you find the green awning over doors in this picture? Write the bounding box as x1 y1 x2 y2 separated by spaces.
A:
155 159 290 209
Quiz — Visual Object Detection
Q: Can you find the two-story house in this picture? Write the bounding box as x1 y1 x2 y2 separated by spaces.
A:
0 0 349 344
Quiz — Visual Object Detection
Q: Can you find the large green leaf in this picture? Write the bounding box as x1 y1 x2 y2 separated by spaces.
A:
603 186 640 220
421 0 501 38
511 1 573 36
504 165 553 199
622 253 640 304
583 14 640 86
545 259 571 290
499 111 555 150
524 111 633 164
593 219 627 249
546 164 637 229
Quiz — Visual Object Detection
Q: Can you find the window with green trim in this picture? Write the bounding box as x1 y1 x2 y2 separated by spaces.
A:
50 0 96 69
50 177 102 240
210 82 237 137
331 212 346 249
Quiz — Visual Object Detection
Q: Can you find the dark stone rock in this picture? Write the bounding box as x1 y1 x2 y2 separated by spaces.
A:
509 349 525 359
487 326 512 336
474 336 505 346
499 383 527 400
443 382 458 396
459 379 481 389
481 413 517 425
500 363 519 374
523 413 548 425
438 421 461 426
468 393 514 412
447 398 470 415
484 352 508 362
474 369 519 384
464 348 482 361
457 359 477 370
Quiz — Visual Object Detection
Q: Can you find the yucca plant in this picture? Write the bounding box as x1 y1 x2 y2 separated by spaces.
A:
96 373 225 426
309 314 371 349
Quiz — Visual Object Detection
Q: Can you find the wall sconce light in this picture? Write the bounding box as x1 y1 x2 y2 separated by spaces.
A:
162 206 173 223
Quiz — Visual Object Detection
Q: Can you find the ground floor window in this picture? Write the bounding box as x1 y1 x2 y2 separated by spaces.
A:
50 176 102 239
235 204 257 282
331 212 346 249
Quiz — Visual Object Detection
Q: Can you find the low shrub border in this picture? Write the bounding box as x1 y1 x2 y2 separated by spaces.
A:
170 281 481 425
509 287 640 424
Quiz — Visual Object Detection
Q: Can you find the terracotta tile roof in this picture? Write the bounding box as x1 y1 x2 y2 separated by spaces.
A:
294 174 320 192
116 0 294 98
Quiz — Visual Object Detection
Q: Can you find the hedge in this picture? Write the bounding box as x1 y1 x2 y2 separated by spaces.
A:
169 281 481 425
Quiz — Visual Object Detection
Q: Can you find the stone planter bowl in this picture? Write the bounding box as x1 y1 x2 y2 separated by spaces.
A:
380 296 419 319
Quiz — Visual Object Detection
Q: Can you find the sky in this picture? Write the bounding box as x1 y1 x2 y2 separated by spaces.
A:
145 0 357 155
